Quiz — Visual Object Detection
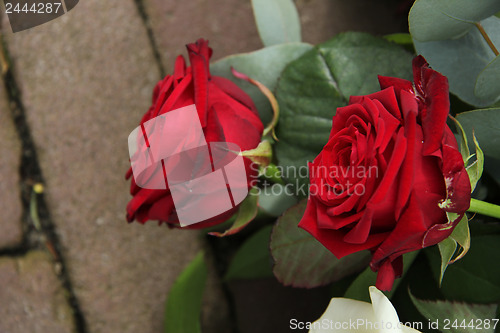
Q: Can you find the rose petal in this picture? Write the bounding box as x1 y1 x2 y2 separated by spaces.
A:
299 199 388 258
187 39 211 126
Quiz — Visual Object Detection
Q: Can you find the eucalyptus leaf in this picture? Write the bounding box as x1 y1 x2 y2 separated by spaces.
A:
224 226 274 281
456 107 500 158
275 32 413 191
251 0 301 47
410 293 498 333
211 43 313 124
164 252 207 333
409 0 500 41
475 55 500 101
270 200 370 288
413 16 500 107
258 184 298 217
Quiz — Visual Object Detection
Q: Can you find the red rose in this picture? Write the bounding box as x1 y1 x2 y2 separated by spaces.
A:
126 39 264 228
298 56 471 291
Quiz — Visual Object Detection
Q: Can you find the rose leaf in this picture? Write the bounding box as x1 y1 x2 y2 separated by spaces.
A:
270 200 370 288
224 225 274 281
410 292 497 333
426 235 500 303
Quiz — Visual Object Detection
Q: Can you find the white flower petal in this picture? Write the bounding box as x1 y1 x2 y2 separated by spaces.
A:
401 325 423 333
309 298 376 333
369 286 402 333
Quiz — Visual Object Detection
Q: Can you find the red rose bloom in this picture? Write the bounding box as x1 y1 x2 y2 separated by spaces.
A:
126 39 264 228
298 56 471 291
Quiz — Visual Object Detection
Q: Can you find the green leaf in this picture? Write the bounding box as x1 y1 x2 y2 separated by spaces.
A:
209 187 259 237
410 293 498 333
224 226 274 281
211 43 313 124
466 132 485 192
438 237 457 286
384 33 415 52
456 107 500 158
164 252 207 333
413 17 500 107
450 116 470 163
251 0 301 47
409 0 500 41
436 212 470 284
275 32 413 191
384 33 413 46
427 235 500 303
344 251 419 302
258 184 298 217
270 200 370 288
449 213 470 263
476 55 500 102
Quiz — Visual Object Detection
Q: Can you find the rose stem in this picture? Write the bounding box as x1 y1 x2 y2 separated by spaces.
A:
475 22 499 56
468 198 500 219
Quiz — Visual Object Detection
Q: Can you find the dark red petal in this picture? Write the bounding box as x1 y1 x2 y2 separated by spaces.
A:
210 76 260 118
395 91 418 219
374 256 403 291
352 87 403 121
412 55 428 93
368 128 407 206
298 199 388 258
412 56 451 155
422 212 464 247
378 76 413 101
371 193 428 268
440 145 471 213
187 39 212 127
173 55 186 82
156 73 194 116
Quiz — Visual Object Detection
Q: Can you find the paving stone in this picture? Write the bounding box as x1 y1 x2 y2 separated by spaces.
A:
2 1 228 332
0 251 75 333
143 0 405 69
0 73 23 249
142 0 262 68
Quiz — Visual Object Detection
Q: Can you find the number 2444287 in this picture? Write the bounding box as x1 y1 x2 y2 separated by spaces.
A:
5 2 62 14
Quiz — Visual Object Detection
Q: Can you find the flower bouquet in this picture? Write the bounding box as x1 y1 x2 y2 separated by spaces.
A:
126 1 500 332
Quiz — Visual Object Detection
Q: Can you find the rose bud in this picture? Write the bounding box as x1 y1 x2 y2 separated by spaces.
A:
125 39 264 229
299 56 471 291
